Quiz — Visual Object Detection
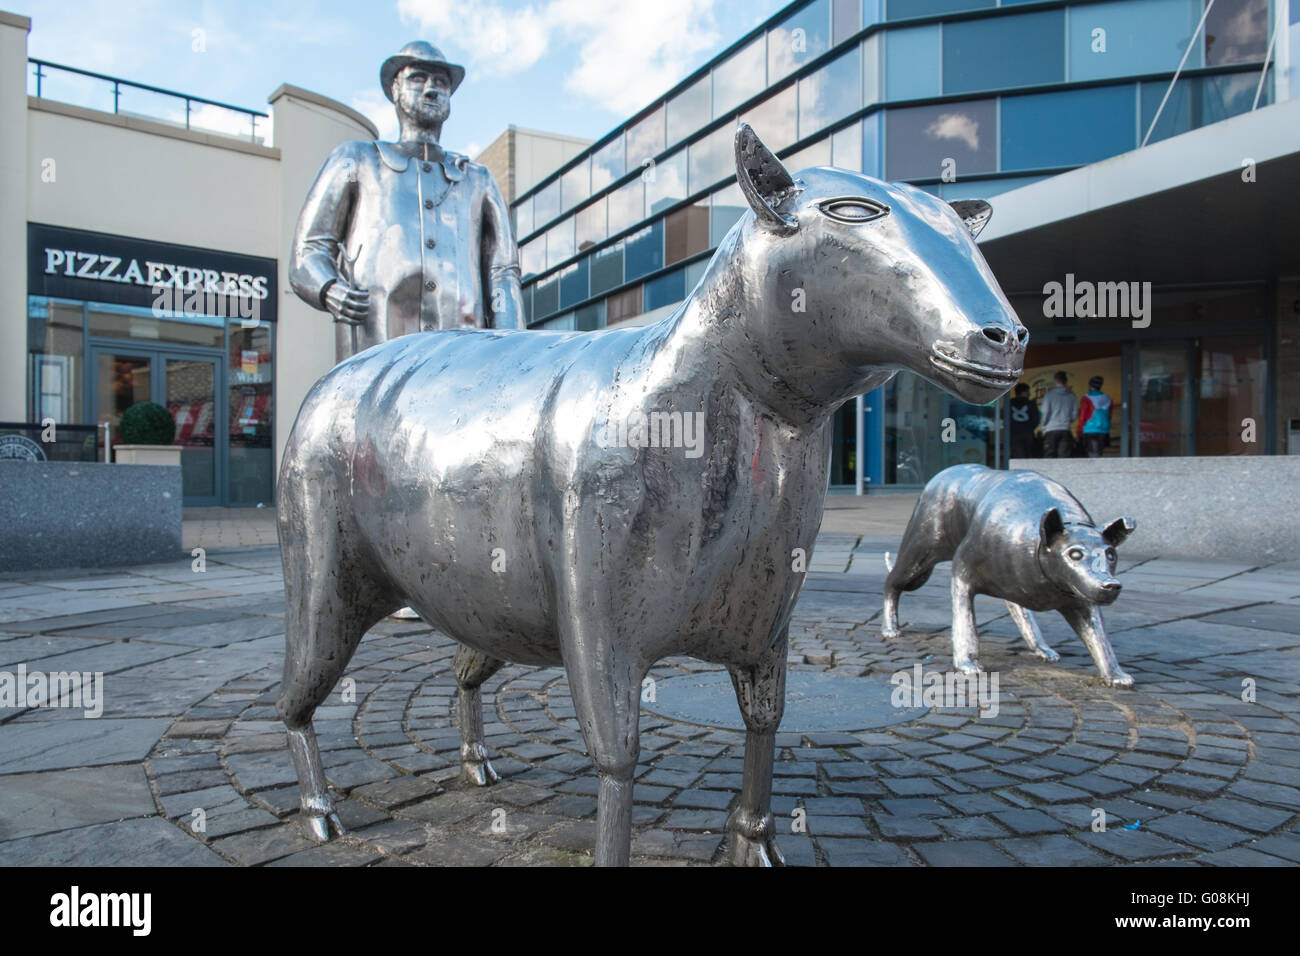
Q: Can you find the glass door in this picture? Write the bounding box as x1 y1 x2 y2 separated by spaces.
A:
92 349 153 445
1132 342 1193 457
163 354 220 504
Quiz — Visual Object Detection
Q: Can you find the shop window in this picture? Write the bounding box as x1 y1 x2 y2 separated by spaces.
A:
576 197 607 252
27 297 84 423
1206 0 1268 65
943 9 1064 94
712 37 766 119
667 75 711 148
665 199 710 266
88 303 224 348
1068 0 1202 82
591 135 626 191
798 46 861 140
644 268 686 312
561 160 591 212
626 106 665 170
885 24 939 100
228 319 273 506
645 149 687 217
559 258 589 310
689 125 732 193
739 84 798 154
606 285 643 324
769 0 831 82
1001 85 1135 171
885 99 996 180
591 242 625 295
624 220 664 280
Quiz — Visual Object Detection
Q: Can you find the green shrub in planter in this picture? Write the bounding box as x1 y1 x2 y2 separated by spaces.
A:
119 401 175 446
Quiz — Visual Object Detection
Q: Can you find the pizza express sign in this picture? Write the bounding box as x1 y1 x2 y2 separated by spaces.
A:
28 223 277 322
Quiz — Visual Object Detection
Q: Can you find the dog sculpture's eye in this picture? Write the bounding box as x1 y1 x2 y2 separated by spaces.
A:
819 198 890 224
1105 548 1116 563
1067 548 1085 561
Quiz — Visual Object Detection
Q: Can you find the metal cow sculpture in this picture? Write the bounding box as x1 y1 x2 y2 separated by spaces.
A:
276 124 1027 866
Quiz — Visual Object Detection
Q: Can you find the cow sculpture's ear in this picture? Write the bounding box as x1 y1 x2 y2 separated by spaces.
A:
1039 507 1066 548
950 199 992 239
735 123 799 236
1101 516 1136 547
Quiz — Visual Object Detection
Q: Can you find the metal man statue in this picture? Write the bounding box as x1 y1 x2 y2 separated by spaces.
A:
290 41 524 362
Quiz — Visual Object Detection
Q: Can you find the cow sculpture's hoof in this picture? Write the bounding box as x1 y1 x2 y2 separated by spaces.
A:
461 743 500 786
1034 646 1061 662
1106 670 1135 689
301 810 345 843
724 812 787 867
954 658 983 676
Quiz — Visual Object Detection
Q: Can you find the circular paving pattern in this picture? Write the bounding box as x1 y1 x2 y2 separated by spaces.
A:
143 616 1297 867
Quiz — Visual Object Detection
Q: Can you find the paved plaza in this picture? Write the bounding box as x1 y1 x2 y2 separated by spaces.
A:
1 500 1298 866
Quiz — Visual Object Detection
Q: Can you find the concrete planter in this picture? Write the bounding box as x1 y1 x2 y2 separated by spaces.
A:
115 444 182 466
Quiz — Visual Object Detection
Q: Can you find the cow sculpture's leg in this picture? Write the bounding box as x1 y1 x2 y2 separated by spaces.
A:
1060 606 1133 688
453 645 505 786
1004 601 1060 662
950 571 982 675
724 632 789 867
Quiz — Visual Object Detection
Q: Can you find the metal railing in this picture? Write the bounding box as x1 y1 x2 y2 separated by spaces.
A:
29 58 268 144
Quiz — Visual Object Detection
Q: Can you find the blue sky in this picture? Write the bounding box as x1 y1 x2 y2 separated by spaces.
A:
17 0 790 156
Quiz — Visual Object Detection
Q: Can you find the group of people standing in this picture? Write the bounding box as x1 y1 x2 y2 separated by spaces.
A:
1009 372 1114 459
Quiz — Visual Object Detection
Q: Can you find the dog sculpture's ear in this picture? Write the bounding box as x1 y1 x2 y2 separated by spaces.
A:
949 199 992 239
1039 507 1066 549
735 123 799 236
1101 516 1136 547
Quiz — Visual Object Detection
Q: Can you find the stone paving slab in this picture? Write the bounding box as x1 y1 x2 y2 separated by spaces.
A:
0 531 1297 866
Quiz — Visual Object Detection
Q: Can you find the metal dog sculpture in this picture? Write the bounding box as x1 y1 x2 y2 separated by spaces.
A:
276 125 1026 866
881 464 1136 686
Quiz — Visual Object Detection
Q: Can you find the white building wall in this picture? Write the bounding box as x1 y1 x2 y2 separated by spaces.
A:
0 12 30 421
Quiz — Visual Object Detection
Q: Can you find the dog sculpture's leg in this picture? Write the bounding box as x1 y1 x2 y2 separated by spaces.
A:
724 630 788 867
1005 601 1060 662
950 571 982 675
1060 605 1133 688
453 644 505 786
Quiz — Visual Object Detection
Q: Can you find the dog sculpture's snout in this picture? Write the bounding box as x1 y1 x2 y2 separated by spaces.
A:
978 323 1028 351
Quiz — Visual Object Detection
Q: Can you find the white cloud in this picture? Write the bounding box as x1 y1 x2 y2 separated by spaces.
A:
351 89 400 141
398 0 723 115
925 113 981 152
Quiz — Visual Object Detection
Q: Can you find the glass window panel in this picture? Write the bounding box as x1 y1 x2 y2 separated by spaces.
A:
863 0 882 27
1002 86 1135 171
1201 70 1267 122
862 110 881 176
515 197 534 239
832 120 862 170
740 84 798 153
943 10 1063 94
667 75 711 147
1206 0 1268 65
862 33 881 107
1069 0 1202 82
885 24 939 100
576 197 607 252
887 0 991 18
645 149 687 216
591 242 625 295
1141 77 1191 144
227 320 274 504
711 182 747 246
626 106 665 169
545 217 575 269
938 174 1049 200
688 125 732 192
27 298 84 424
533 272 560 318
537 311 575 331
834 0 861 44
769 0 831 83
885 99 996 180
665 198 710 265
784 137 832 172
88 304 224 347
798 46 861 139
606 285 642 324
607 177 645 235
561 160 591 211
559 258 589 310
575 300 606 331
591 135 626 191
523 283 534 325
644 268 686 311
624 220 664 280
712 37 766 118
520 237 545 279
684 258 709 296
533 178 560 228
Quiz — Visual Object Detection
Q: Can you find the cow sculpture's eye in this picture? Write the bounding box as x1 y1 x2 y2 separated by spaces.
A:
818 198 890 224
1105 548 1116 563
1067 548 1085 561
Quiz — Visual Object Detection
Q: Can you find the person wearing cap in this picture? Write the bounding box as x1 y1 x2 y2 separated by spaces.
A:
290 41 524 362
1077 375 1113 459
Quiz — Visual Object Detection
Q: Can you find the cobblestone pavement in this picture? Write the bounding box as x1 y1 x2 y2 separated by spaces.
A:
1 533 1298 867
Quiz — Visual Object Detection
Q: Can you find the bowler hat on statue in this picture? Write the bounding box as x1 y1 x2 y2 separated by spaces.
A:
381 41 465 100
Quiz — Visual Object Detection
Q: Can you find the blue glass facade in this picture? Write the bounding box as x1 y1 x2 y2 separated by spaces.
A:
512 0 1276 478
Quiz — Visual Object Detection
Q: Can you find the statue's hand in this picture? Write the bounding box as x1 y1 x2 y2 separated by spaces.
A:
325 280 369 325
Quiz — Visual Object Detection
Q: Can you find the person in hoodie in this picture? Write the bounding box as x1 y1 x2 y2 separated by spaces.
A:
1078 375 1113 459
1009 383 1039 459
1039 371 1077 458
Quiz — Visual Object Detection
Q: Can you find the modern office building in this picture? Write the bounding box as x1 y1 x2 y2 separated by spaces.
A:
508 0 1298 489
